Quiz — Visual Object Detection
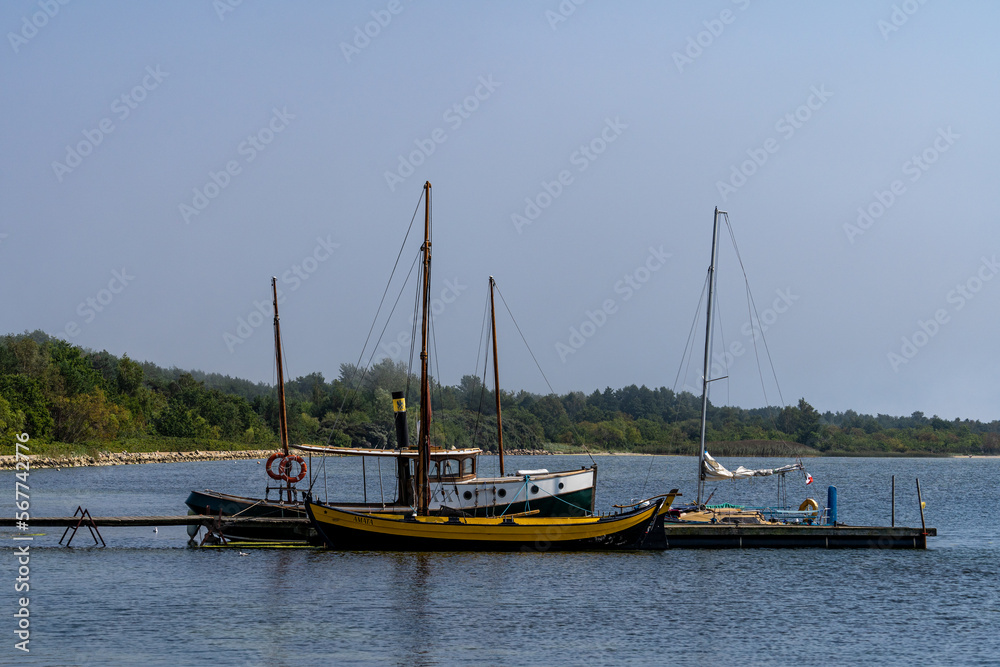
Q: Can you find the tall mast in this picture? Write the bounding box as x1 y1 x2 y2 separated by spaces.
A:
489 276 505 476
697 207 723 505
273 276 293 503
416 181 433 515
272 277 289 457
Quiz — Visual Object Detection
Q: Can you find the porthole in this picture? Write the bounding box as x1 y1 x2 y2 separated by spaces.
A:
531 485 539 494
463 491 472 500
558 482 564 490
498 488 507 498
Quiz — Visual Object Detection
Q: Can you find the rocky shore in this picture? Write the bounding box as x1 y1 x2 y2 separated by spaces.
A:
0 447 555 470
0 449 276 470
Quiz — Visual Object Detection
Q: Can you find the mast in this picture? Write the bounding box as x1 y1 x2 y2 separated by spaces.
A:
272 276 293 503
416 181 433 515
697 207 723 505
273 276 289 457
489 276 505 475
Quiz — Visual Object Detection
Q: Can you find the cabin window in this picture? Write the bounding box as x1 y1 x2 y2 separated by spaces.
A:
461 457 474 476
440 459 459 477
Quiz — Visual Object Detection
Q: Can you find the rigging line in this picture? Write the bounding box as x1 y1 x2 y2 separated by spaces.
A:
493 282 554 395
328 189 423 432
673 273 709 393
712 277 730 407
473 328 492 460
494 280 594 466
355 189 425 367
430 293 444 420
406 250 423 444
722 213 785 408
469 292 491 452
324 250 422 445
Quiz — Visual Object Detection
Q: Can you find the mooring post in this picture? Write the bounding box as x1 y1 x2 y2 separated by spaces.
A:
891 475 895 528
916 478 927 536
827 486 837 526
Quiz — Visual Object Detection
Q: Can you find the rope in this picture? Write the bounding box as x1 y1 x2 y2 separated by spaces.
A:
325 190 425 445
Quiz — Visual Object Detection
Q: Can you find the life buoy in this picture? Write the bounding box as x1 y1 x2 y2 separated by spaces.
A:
279 454 307 483
265 452 285 480
799 498 819 514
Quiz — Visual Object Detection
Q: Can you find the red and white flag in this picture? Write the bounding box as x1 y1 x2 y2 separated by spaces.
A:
805 473 814 485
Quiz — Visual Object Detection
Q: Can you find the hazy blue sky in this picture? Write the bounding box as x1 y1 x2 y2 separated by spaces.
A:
3 1 998 421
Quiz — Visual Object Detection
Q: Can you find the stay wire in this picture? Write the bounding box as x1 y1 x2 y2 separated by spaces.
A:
469 292 491 452
493 282 554 395
324 190 424 444
722 213 785 408
493 280 594 466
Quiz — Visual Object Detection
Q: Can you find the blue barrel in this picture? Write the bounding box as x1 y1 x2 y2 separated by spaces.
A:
827 486 837 525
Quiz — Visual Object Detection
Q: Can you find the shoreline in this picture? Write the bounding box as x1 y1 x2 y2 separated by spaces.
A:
0 448 556 470
3 449 995 471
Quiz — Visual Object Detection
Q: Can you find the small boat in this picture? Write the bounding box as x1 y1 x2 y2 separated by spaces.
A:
288 268 598 518
187 184 596 542
667 208 819 526
305 182 677 551
304 495 669 552
185 276 315 543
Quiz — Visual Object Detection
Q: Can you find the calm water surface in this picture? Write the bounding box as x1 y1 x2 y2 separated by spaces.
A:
3 455 998 666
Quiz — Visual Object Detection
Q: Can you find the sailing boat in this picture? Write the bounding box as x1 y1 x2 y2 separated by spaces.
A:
188 184 596 542
667 207 818 526
184 277 316 543
305 182 675 550
289 184 597 518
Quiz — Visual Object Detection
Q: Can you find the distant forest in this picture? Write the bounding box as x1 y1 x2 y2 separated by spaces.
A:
1 330 997 457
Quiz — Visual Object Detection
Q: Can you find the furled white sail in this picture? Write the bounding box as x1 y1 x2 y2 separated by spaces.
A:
702 451 804 481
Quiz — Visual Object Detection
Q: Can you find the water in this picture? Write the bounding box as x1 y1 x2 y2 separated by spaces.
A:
4 455 998 666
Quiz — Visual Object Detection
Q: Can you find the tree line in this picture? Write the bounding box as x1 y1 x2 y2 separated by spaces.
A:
1 331 997 457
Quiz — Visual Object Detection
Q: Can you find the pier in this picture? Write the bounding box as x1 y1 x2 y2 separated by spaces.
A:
2 514 932 548
662 523 933 549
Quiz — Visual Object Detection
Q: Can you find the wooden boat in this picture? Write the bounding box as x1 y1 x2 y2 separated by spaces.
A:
185 276 315 542
305 495 668 551
305 181 677 551
187 184 596 542
288 270 598 517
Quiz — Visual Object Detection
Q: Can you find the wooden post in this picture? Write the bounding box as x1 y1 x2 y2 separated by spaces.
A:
891 475 895 528
916 478 927 535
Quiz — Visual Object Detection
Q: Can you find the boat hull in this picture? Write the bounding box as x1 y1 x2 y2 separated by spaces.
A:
184 490 314 543
305 499 665 552
186 466 597 542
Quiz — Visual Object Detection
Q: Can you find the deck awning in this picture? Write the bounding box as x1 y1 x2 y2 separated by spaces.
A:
290 443 482 459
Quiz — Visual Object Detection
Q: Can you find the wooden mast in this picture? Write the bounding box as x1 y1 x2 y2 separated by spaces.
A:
272 276 292 503
489 276 505 476
416 182 433 515
697 208 722 505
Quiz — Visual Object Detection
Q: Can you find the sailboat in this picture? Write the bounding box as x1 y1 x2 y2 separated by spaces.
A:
293 272 599 517
187 184 597 542
667 207 819 526
184 276 316 543
305 182 676 551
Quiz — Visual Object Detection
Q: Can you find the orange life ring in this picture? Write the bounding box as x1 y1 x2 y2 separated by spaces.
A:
279 454 307 483
265 452 285 480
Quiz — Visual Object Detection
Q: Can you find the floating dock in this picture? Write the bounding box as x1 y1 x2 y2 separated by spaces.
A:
662 523 933 549
1 515 933 549
0 515 309 529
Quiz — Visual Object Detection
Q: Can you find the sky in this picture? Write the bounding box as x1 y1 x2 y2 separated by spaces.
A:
3 1 999 422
